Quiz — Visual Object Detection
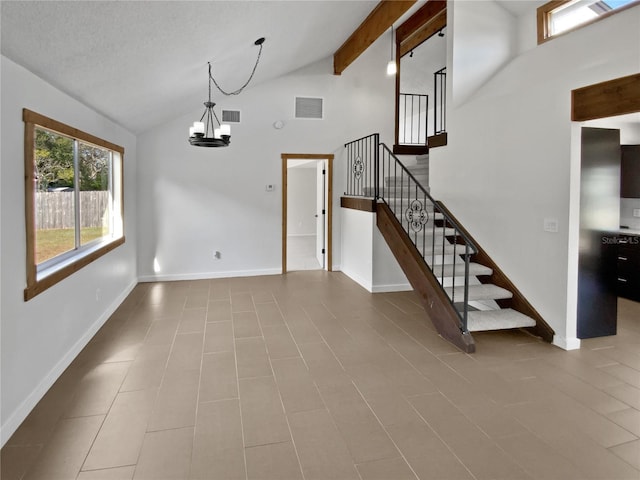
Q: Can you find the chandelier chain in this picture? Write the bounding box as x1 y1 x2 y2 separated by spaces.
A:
208 41 263 96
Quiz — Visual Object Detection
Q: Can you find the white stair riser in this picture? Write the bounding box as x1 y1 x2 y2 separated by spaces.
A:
385 175 429 182
445 284 513 302
405 166 429 175
431 263 492 277
466 309 536 332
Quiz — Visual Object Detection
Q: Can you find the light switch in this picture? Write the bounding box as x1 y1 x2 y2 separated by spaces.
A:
543 218 559 233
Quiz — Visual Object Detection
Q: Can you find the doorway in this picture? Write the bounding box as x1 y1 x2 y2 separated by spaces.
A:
569 74 640 344
281 154 333 273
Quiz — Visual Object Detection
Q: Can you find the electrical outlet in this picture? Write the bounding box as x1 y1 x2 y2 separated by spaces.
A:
544 218 559 233
633 208 640 218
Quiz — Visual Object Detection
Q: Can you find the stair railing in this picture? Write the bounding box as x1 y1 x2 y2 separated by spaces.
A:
344 133 379 197
378 144 476 332
343 132 477 333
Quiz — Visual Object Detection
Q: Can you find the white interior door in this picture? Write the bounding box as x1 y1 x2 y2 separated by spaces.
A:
315 160 326 268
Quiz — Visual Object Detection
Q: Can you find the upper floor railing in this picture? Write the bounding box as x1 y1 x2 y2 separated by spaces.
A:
344 133 379 197
433 67 447 135
398 93 428 146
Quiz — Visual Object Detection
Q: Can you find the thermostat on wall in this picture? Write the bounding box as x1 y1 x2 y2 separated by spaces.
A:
265 184 275 192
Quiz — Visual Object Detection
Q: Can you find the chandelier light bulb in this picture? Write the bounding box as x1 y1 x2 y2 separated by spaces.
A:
193 122 205 134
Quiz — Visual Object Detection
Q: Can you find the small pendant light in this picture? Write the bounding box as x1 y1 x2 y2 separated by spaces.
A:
386 25 397 76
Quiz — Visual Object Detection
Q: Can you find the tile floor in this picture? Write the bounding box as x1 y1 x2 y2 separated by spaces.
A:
286 236 322 271
2 271 640 480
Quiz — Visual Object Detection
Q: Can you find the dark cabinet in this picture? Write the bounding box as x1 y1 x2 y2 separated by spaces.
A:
621 145 640 198
617 235 640 301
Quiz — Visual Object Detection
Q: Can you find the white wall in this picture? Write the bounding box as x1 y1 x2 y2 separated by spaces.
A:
372 227 411 292
340 208 410 292
431 2 640 348
287 167 317 236
451 0 516 107
136 34 396 281
341 208 374 289
0 56 138 445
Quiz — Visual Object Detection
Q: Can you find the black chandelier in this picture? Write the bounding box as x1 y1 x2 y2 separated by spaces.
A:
189 37 265 148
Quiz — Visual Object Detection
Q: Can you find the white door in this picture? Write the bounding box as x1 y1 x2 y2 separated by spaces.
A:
315 160 326 268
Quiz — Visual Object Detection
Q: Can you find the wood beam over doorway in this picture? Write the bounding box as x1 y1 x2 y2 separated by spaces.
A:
572 73 640 122
333 0 416 75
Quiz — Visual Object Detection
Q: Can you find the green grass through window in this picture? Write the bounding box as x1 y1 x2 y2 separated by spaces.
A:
36 227 107 265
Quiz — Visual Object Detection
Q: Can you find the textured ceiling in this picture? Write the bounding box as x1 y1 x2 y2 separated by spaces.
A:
1 0 549 135
1 0 379 133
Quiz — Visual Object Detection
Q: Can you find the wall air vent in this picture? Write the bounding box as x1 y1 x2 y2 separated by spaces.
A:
221 110 241 123
295 97 324 119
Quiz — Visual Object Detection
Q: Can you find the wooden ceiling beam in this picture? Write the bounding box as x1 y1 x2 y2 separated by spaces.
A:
396 0 446 43
399 8 446 57
333 0 416 76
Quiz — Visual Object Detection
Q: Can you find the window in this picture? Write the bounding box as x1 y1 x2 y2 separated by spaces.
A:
23 109 124 300
537 0 640 44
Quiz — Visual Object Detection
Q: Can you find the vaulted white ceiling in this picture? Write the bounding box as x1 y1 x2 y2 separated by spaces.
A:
1 0 379 134
1 1 546 135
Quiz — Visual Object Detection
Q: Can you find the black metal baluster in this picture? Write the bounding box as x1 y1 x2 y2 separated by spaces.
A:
374 134 379 199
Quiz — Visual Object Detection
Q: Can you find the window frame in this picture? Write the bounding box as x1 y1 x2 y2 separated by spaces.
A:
23 108 125 301
537 0 640 44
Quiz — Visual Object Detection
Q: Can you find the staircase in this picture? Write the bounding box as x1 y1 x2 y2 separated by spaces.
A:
344 134 554 353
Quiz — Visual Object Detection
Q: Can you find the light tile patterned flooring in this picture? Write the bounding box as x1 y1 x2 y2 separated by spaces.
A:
287 235 322 271
2 271 640 480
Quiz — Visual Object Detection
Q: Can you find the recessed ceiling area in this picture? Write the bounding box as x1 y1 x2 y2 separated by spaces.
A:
1 0 378 134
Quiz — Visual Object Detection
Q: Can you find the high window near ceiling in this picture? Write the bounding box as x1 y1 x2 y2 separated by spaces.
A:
23 109 125 300
538 0 640 43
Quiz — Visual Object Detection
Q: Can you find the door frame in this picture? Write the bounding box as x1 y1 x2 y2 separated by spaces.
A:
281 153 334 273
566 73 640 348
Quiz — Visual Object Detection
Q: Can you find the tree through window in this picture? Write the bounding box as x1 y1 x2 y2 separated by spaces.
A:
24 109 124 300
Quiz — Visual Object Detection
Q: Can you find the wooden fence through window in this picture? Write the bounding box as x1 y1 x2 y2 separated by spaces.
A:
35 191 109 229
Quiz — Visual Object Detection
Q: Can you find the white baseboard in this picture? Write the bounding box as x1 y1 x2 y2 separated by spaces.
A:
0 279 137 447
340 269 373 292
371 283 413 293
553 336 581 350
138 268 282 283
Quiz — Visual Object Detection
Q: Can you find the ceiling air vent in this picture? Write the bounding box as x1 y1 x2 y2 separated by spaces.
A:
221 109 241 123
295 97 323 119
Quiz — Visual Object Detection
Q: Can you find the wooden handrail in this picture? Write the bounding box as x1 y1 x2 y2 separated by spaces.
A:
376 202 476 353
